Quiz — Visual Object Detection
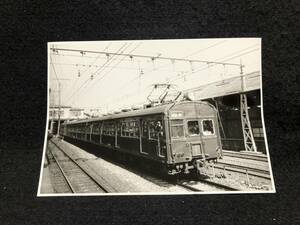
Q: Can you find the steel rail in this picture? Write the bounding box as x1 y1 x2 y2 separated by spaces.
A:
48 148 76 193
176 179 241 192
49 140 115 193
214 162 271 180
199 179 241 191
222 150 268 162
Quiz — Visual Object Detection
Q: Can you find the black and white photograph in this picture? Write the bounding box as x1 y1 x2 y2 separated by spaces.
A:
38 38 275 196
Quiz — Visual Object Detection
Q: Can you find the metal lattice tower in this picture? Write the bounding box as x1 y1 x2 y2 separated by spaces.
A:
240 94 257 152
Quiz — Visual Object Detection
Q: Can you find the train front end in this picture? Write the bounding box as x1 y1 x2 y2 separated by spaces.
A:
166 101 222 175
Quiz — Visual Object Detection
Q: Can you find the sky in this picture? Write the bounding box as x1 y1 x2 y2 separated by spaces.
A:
48 38 261 113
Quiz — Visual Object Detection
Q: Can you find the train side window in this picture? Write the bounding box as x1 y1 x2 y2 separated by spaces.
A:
129 121 134 137
142 121 148 137
171 120 184 138
97 123 101 134
102 123 106 135
187 120 200 136
117 122 121 136
149 121 156 139
149 120 164 139
125 122 130 136
92 123 97 134
202 119 215 135
121 122 129 137
125 121 139 137
133 121 139 137
108 123 111 135
109 123 115 136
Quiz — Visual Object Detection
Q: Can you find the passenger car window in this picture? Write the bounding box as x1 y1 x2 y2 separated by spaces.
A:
202 119 214 135
187 120 200 136
121 121 139 137
148 120 163 139
142 121 148 137
149 121 156 139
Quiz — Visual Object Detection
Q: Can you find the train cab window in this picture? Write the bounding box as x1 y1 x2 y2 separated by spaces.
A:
202 119 215 135
171 120 184 138
187 121 200 136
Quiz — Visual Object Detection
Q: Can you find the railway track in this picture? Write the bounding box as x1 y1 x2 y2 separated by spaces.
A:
48 140 117 194
47 138 248 193
214 161 271 180
46 145 73 193
175 178 241 192
222 150 268 162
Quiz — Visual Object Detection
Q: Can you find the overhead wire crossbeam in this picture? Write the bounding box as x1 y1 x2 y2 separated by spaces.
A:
50 47 243 67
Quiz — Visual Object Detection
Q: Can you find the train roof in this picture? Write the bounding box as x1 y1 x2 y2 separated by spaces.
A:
64 102 175 125
63 101 212 125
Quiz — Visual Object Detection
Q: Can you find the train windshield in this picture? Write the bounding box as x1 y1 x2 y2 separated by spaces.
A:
171 120 184 138
202 119 215 135
187 120 200 136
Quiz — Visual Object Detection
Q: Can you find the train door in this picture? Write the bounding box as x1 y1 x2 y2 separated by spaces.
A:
169 118 190 163
199 118 219 159
141 119 151 155
185 119 204 159
141 118 163 157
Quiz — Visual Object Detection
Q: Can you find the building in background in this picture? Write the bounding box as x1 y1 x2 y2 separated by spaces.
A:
48 106 86 134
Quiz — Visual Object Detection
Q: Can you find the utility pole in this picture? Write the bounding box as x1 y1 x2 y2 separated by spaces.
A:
49 88 54 134
51 78 70 136
57 82 61 136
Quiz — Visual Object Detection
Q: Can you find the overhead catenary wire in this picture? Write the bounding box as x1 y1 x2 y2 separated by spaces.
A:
63 43 113 98
68 43 134 102
99 45 260 107
64 43 130 105
168 47 260 83
87 43 142 89
100 44 259 104
74 42 143 102
98 41 229 101
65 43 130 105
49 62 140 70
54 41 229 106
50 46 242 67
53 41 260 111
